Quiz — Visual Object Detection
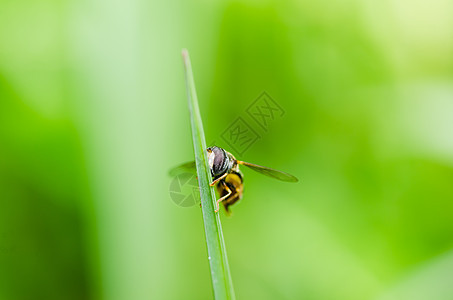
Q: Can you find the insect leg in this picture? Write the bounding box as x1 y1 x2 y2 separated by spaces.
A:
215 181 232 213
210 172 228 186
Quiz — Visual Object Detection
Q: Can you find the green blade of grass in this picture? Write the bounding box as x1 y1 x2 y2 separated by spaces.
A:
182 49 235 300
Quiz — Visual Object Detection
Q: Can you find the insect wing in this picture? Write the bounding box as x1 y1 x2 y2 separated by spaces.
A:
168 161 197 177
238 161 298 182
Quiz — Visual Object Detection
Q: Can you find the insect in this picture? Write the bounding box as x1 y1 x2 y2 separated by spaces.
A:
169 146 298 214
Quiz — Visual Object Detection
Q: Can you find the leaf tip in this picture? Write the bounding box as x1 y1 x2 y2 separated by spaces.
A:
181 48 189 61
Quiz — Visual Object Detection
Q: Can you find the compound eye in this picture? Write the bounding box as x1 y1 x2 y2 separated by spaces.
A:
210 147 229 177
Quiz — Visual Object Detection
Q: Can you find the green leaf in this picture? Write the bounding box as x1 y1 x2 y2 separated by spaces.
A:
182 49 235 300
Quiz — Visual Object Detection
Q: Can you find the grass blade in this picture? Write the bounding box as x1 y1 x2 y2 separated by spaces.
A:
182 49 235 300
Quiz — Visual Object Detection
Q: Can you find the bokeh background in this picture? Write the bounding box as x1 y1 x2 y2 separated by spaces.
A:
1 0 453 299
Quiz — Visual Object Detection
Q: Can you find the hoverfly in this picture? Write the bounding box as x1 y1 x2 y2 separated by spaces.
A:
169 146 298 214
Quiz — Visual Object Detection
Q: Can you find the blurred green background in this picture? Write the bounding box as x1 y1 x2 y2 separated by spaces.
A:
1 0 453 299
